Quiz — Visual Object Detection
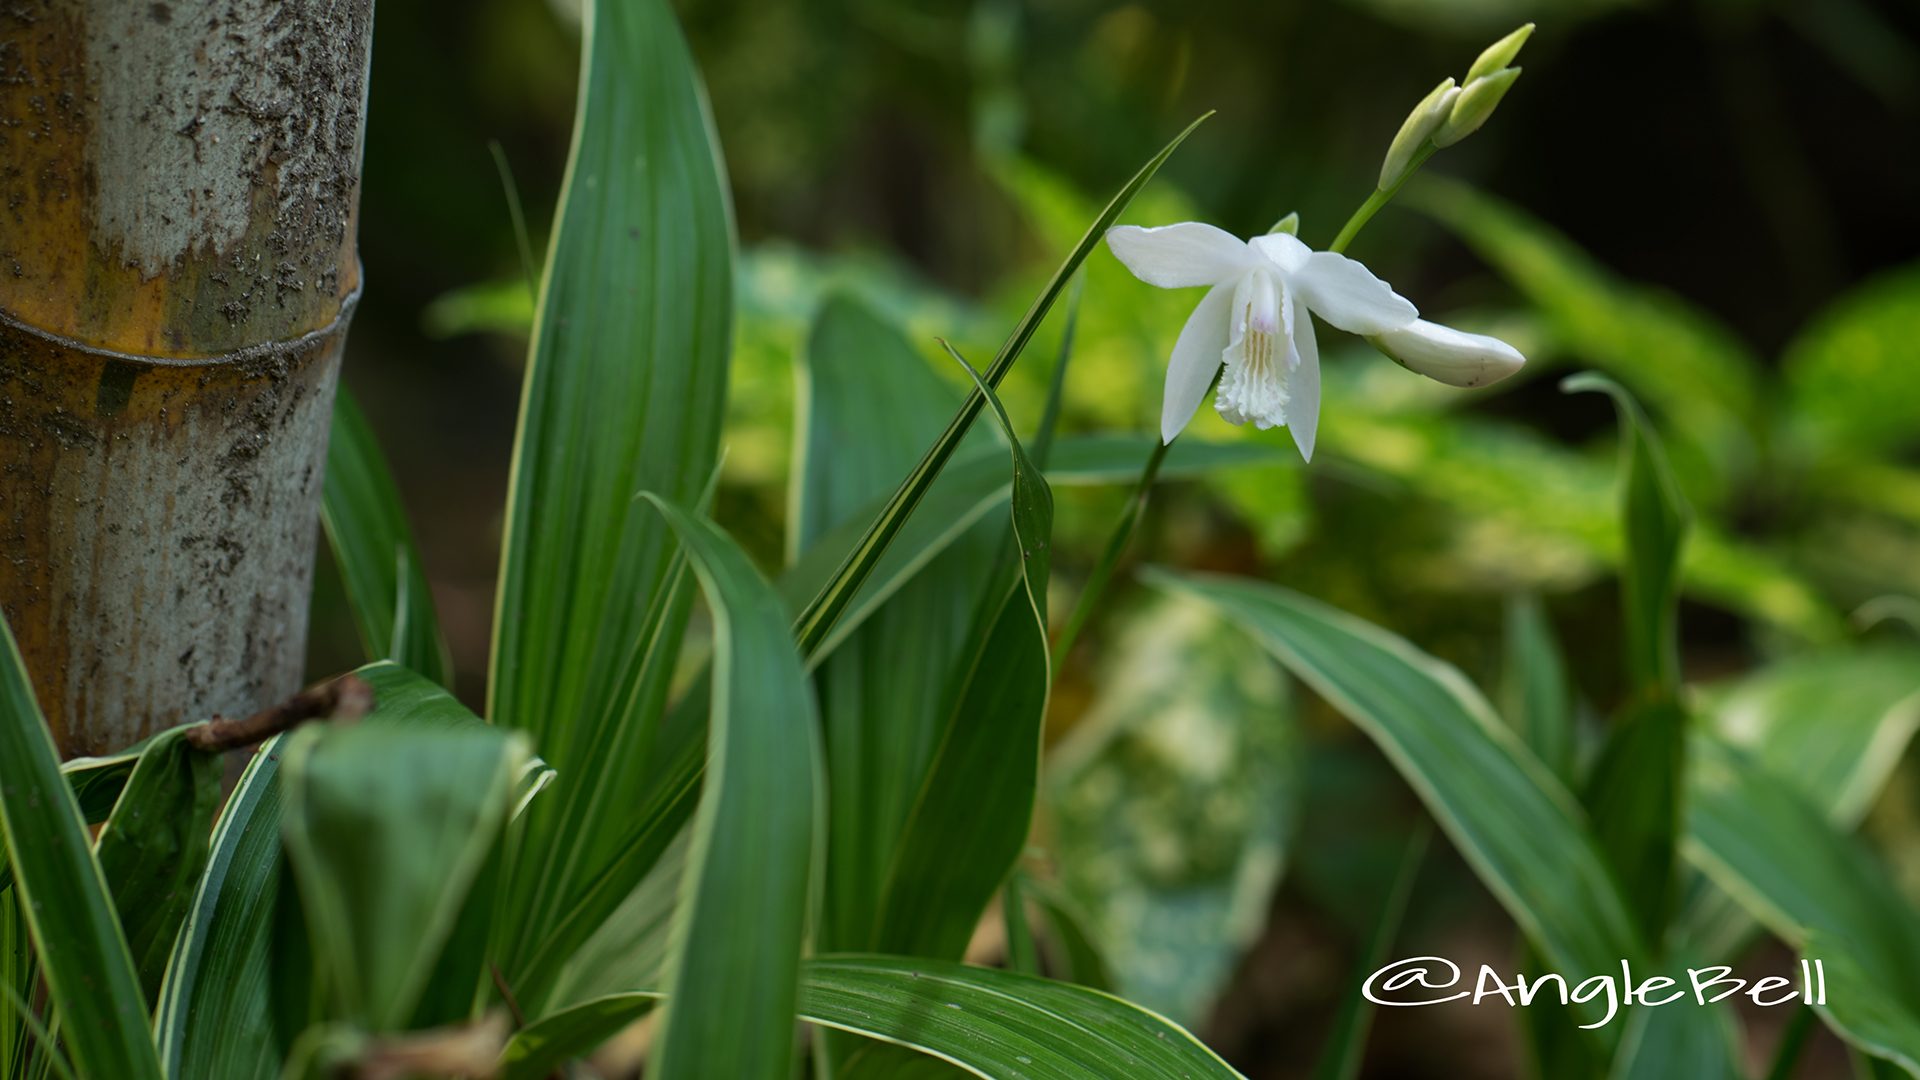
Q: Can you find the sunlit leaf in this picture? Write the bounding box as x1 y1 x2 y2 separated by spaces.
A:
1048 591 1297 1027
1783 261 1920 459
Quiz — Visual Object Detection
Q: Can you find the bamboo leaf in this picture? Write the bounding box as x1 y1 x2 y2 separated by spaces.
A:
488 0 732 958
321 389 451 685
871 345 1052 960
637 495 821 1080
93 726 223 1004
1146 570 1644 1037
790 114 1209 657
0 613 162 1080
500 956 1244 1080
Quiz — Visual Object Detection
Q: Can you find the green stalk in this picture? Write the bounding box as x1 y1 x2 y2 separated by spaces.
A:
1328 142 1438 255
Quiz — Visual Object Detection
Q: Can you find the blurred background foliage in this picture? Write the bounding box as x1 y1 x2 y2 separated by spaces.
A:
315 0 1920 1075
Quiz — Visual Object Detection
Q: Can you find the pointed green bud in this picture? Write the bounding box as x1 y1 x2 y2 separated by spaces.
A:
1434 66 1521 147
1379 78 1459 189
1268 211 1301 235
1466 23 1534 84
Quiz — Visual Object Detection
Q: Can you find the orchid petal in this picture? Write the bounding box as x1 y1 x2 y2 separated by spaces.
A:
1289 252 1417 335
1371 319 1525 387
1249 232 1311 274
1161 283 1235 442
1286 294 1322 461
1107 223 1257 289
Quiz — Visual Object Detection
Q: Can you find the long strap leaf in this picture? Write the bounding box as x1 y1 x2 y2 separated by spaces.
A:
500 956 1245 1080
0 614 163 1080
639 496 821 1080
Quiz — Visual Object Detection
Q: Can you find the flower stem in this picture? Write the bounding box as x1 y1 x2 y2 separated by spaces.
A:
1051 433 1174 678
1328 142 1438 254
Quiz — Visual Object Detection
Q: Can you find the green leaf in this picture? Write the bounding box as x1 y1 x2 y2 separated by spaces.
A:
320 389 451 685
1311 825 1427 1080
790 113 1209 657
488 0 732 957
501 955 1245 1080
1024 877 1114 993
1563 373 1690 695
1710 647 1920 825
1581 697 1687 948
1783 261 1920 458
156 735 290 1079
0 613 162 1080
498 993 659 1080
1048 590 1297 1027
1608 978 1745 1080
637 495 821 1080
793 296 1003 956
1147 571 1644 1035
1686 735 1920 1072
1408 178 1761 502
871 346 1053 960
280 684 527 1031
1676 647 1920 969
499 732 701 1010
1804 931 1920 1075
1563 373 1691 945
1500 594 1576 784
94 726 222 1004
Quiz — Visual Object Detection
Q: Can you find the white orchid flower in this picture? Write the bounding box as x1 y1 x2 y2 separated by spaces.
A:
1370 319 1525 388
1106 222 1417 459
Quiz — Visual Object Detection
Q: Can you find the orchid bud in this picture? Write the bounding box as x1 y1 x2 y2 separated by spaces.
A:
1465 23 1535 84
1434 66 1521 147
1268 211 1301 235
1369 319 1525 388
1379 78 1459 189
